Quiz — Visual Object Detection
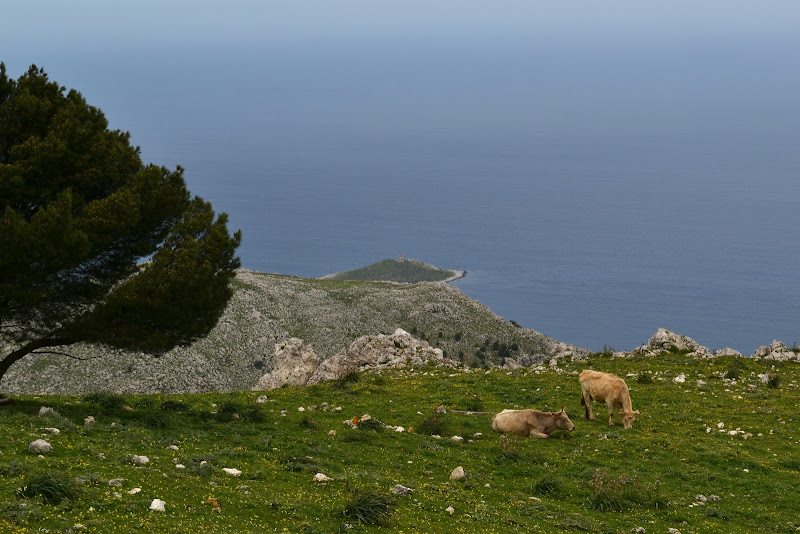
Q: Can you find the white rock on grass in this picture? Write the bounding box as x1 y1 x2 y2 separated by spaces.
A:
313 473 332 482
108 478 125 487
149 499 166 512
391 484 413 496
84 416 95 426
38 407 54 416
450 466 466 481
131 455 150 465
222 468 242 477
128 488 141 495
166 445 179 451
29 439 52 454
44 428 60 434
445 506 455 514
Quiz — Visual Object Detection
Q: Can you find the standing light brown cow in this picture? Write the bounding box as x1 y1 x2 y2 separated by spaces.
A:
490 407 575 438
579 370 640 429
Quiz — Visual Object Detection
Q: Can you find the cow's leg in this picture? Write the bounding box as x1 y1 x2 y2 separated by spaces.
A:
583 391 595 420
607 403 615 426
529 430 549 438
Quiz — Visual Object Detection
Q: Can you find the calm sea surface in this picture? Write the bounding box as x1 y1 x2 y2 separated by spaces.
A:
4 6 799 354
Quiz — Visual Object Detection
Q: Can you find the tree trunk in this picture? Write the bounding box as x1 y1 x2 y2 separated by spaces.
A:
0 337 72 387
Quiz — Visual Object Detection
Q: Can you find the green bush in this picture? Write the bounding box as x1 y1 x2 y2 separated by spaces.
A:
414 409 448 436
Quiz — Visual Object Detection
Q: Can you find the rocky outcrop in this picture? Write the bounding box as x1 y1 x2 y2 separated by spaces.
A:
633 328 711 358
255 338 320 390
752 340 799 361
254 328 455 390
309 328 455 384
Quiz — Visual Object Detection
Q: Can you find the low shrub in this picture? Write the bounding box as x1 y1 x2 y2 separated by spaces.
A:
414 409 448 436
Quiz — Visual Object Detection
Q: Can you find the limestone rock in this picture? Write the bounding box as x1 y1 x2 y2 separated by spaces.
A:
29 439 52 454
149 499 166 512
391 484 414 496
634 328 711 357
254 338 320 390
714 347 743 358
450 466 466 481
308 328 454 384
752 340 799 361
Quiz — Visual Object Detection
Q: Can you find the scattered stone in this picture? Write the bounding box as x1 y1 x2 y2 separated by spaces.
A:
167 445 179 451
121 405 134 411
176 464 186 469
708 494 721 502
38 407 54 416
222 468 242 477
44 427 60 434
673 374 686 384
131 455 150 465
256 395 269 403
84 415 96 426
149 499 166 512
73 524 87 531
445 506 455 514
395 426 405 432
472 433 483 439
668 529 681 534
391 484 413 496
29 439 52 454
298 407 305 412
450 466 466 481
633 528 646 534
451 436 463 442
313 473 332 482
328 429 336 436
128 488 141 495
108 478 126 487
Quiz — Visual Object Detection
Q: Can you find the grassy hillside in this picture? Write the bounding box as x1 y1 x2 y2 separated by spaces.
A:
322 259 461 283
2 352 798 533
2 271 580 394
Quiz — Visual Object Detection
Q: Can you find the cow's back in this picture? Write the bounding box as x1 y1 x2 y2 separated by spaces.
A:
580 370 624 403
491 409 540 437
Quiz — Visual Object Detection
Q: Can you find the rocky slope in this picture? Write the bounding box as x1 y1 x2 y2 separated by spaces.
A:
1 270 585 394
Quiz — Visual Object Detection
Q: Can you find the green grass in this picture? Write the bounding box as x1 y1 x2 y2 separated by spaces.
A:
324 258 459 283
1 354 799 532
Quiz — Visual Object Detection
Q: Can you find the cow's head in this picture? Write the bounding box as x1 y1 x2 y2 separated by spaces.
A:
622 410 640 429
555 407 575 431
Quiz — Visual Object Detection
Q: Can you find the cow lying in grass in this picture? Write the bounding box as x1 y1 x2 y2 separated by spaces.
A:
579 370 640 429
490 407 575 438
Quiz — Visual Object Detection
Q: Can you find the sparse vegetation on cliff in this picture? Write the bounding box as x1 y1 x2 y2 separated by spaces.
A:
322 258 462 283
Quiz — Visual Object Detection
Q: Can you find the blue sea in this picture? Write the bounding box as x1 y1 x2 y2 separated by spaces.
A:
4 2 799 354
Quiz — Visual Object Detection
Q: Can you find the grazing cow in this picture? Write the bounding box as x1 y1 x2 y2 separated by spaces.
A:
579 370 640 429
490 407 575 438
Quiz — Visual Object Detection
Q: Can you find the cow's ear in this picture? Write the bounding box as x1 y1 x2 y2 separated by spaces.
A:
561 406 566 413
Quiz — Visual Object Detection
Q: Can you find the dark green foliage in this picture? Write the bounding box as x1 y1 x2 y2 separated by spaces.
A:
637 372 653 384
463 395 484 412
18 470 79 505
340 486 393 526
532 467 562 495
299 415 318 430
325 258 456 283
332 371 360 390
0 62 240 383
414 408 448 436
585 469 665 512
82 393 126 412
357 417 383 432
767 374 781 389
158 400 188 411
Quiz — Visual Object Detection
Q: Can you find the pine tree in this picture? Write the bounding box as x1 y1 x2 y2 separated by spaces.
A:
0 63 241 386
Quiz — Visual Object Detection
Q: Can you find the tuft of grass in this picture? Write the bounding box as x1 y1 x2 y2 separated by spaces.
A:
18 470 80 505
532 467 562 495
339 486 393 526
637 372 653 384
414 408 448 436
0 501 44 523
585 469 665 512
